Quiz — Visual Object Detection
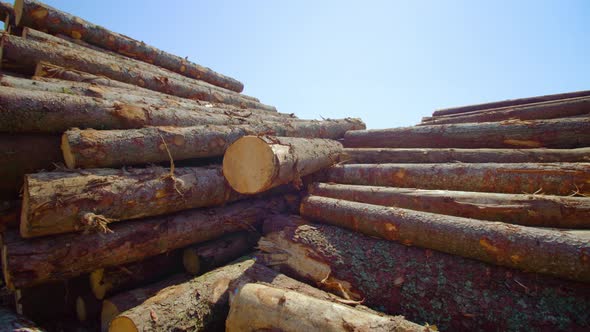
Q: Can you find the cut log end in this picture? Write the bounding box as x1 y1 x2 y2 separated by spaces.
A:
90 268 107 300
182 248 200 275
76 296 86 322
13 0 23 26
109 315 140 332
223 136 276 194
19 179 31 239
61 132 76 169
101 299 120 331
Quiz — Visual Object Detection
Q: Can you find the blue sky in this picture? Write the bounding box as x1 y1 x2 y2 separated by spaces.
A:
44 1 589 129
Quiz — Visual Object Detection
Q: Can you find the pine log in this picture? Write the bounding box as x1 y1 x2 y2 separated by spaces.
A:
15 0 245 92
0 134 61 199
90 250 183 300
4 197 287 289
0 307 45 331
61 119 363 168
308 183 590 228
300 196 590 282
0 2 14 29
259 215 590 331
343 118 590 149
183 232 259 275
321 163 590 195
0 34 273 110
226 283 422 332
433 89 590 116
224 136 343 194
342 147 590 164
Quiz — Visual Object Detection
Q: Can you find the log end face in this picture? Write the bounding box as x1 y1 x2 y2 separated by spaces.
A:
182 248 201 275
223 136 276 194
13 0 23 26
90 268 107 300
61 132 76 169
101 300 120 332
76 296 87 322
108 316 137 332
18 178 32 239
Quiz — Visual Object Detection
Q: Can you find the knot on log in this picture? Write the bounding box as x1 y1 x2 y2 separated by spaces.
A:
81 212 114 234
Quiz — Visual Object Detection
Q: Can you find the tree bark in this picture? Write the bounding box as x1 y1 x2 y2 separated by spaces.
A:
308 183 590 228
182 232 259 275
320 163 590 196
1 34 274 111
433 89 590 116
299 196 590 282
0 134 61 199
226 283 422 332
90 250 184 300
3 196 288 289
15 0 245 92
224 136 343 194
61 119 363 168
343 118 590 149
258 215 590 331
21 166 240 238
0 307 46 331
342 147 590 164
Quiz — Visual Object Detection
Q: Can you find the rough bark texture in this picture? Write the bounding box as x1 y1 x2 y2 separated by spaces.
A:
62 118 363 168
0 307 45 331
299 196 590 282
90 250 184 300
321 163 590 196
1 34 273 110
226 283 422 332
33 60 135 90
223 136 343 194
433 89 590 116
182 232 259 275
0 134 61 199
15 0 245 92
308 183 590 228
21 166 238 238
4 197 288 289
342 147 590 164
259 215 590 331
343 118 590 149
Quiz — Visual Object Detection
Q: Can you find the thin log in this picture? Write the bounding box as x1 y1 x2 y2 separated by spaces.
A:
15 0 245 92
258 215 590 331
0 34 274 110
321 163 590 195
308 183 590 228
343 118 590 149
0 307 45 331
21 165 238 238
226 283 422 332
224 136 343 194
299 196 590 282
3 196 288 289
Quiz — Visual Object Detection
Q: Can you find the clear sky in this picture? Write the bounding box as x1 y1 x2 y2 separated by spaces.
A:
43 0 589 129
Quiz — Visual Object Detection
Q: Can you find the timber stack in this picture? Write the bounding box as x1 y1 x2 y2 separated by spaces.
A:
0 1 588 331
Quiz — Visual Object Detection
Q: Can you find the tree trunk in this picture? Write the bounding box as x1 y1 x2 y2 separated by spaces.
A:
61 119 363 169
3 196 288 289
321 163 590 195
21 166 238 238
433 89 590 116
90 250 184 300
342 147 590 164
0 307 45 331
308 183 590 228
1 34 274 111
343 118 590 149
182 232 259 275
15 0 245 92
258 215 590 331
224 136 343 194
299 196 590 282
0 134 61 199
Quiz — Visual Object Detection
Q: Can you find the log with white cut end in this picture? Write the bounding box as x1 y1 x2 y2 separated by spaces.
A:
223 136 343 194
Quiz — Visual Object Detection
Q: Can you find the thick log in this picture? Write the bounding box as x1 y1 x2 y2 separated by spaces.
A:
309 183 590 228
259 215 590 331
15 0 245 92
300 196 590 282
433 89 590 116
0 134 61 199
321 163 590 195
90 250 183 300
343 118 590 149
21 166 237 238
226 283 422 332
0 307 45 331
62 119 363 168
182 232 258 275
0 34 273 110
3 197 287 289
342 147 590 164
224 136 343 194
